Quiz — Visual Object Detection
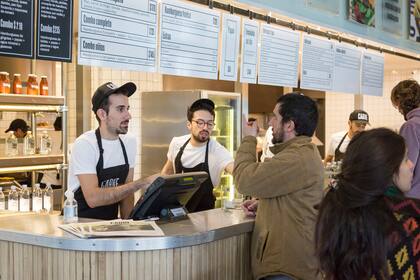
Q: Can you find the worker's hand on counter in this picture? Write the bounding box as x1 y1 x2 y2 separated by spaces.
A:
242 115 259 138
241 199 258 217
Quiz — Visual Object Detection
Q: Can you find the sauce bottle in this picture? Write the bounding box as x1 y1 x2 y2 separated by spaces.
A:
12 74 22 94
39 76 48 96
27 74 39 95
0 72 11 94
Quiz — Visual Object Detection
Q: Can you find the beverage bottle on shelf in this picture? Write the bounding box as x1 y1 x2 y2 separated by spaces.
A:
12 74 22 94
27 74 38 95
39 76 48 96
63 189 78 223
40 131 52 155
32 183 43 212
20 184 30 212
23 131 35 155
43 183 53 212
8 185 19 211
5 131 18 156
0 187 5 210
0 72 10 94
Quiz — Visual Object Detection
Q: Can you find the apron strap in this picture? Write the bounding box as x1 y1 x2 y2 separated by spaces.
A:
335 132 348 154
174 138 191 173
95 128 104 175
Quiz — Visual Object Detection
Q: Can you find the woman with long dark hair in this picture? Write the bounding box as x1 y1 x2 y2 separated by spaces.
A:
315 128 416 280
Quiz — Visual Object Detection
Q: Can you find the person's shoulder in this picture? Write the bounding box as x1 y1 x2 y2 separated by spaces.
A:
74 130 96 145
120 133 137 144
331 131 346 140
171 134 190 145
210 138 230 153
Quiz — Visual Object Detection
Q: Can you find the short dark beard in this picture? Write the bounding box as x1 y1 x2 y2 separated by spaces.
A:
192 133 208 143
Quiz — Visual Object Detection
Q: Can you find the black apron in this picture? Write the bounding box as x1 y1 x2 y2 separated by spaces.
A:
74 129 129 220
174 138 214 213
334 132 348 162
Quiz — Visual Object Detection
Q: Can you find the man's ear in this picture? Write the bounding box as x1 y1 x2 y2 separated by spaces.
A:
96 109 107 121
187 121 192 130
285 120 295 132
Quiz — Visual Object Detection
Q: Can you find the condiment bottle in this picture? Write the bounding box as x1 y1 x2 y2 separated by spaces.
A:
39 76 48 96
12 74 22 94
27 74 38 95
0 72 10 94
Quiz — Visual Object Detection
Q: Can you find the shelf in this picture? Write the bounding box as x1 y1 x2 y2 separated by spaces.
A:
0 94 65 112
0 155 64 169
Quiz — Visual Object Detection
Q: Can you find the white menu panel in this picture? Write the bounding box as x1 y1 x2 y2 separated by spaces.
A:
78 0 157 72
361 51 384 96
332 43 362 94
301 35 334 91
159 0 220 80
219 13 241 81
258 23 300 87
240 19 259 84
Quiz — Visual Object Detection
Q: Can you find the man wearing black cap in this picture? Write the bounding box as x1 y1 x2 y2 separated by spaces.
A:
324 109 370 164
5 119 29 138
68 82 155 220
160 99 234 212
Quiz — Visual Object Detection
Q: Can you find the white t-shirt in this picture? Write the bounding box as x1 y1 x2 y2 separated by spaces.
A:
167 134 233 187
327 131 351 157
68 130 137 192
260 126 274 162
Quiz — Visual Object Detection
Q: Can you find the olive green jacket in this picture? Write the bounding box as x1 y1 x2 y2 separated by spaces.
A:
234 136 324 280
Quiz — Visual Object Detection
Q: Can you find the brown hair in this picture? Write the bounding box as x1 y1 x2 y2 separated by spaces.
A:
390 79 420 118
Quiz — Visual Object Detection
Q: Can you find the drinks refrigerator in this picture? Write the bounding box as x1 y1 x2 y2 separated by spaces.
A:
140 90 241 207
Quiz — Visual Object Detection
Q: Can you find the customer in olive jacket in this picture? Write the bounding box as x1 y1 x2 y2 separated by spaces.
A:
234 93 324 280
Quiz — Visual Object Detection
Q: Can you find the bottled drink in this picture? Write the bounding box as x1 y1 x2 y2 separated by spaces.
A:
0 72 10 94
39 76 48 96
12 74 22 94
32 183 43 212
40 131 52 155
8 185 19 211
5 131 18 156
43 183 53 212
27 74 38 95
23 131 35 155
20 184 30 212
63 190 78 223
0 187 5 210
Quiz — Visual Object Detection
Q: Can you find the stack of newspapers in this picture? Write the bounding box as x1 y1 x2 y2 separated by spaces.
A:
59 219 164 238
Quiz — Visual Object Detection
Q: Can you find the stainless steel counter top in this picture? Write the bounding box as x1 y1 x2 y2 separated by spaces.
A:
0 209 254 251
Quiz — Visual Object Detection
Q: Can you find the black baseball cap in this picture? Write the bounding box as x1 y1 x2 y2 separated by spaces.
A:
92 82 137 113
190 98 215 110
349 110 369 124
5 119 29 133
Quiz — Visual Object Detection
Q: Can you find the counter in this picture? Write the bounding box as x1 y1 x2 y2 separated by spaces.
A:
0 208 254 280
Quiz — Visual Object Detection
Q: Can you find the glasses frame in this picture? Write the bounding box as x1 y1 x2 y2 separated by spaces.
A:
191 119 215 129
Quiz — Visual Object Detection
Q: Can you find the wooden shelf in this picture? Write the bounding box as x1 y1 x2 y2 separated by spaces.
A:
0 94 64 106
0 155 63 169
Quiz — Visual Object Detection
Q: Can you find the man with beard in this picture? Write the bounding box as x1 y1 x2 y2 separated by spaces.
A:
161 99 234 212
68 82 155 219
234 93 324 280
324 109 369 165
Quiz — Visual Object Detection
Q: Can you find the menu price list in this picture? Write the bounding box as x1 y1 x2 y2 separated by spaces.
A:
0 0 34 58
159 0 220 80
240 19 259 84
78 0 157 72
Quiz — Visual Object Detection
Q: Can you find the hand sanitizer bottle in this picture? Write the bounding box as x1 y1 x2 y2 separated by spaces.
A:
63 189 78 223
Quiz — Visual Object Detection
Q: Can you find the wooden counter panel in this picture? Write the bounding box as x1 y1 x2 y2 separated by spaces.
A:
0 233 251 280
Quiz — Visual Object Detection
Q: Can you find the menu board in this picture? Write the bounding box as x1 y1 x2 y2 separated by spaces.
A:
240 19 259 84
361 52 384 96
159 0 220 80
409 0 420 42
219 13 241 81
382 0 402 36
301 35 334 91
0 0 34 58
332 43 362 94
258 23 299 87
37 0 73 62
78 0 157 72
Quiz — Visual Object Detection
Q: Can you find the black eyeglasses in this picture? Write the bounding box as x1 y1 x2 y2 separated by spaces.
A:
192 119 215 129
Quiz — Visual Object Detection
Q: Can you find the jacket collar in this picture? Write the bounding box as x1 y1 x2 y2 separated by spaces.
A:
269 136 312 155
406 107 420 120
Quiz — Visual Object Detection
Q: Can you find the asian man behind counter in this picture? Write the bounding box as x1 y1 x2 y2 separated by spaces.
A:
67 82 157 220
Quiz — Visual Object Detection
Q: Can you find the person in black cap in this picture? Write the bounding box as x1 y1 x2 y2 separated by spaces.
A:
5 118 29 138
160 98 234 213
324 109 370 164
68 82 156 220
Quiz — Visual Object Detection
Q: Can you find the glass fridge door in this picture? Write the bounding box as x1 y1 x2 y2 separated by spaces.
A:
201 91 241 208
